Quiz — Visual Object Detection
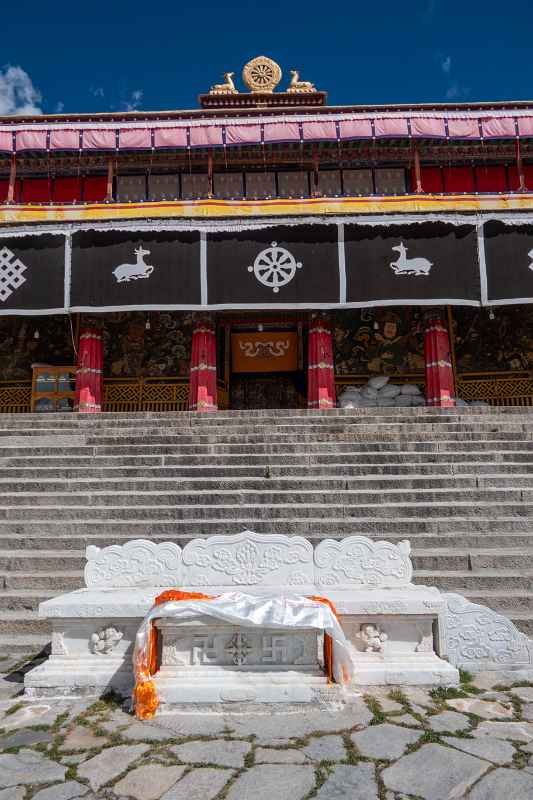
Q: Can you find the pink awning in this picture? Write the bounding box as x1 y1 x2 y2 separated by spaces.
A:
0 131 13 152
119 128 152 149
302 120 337 141
374 117 409 137
50 129 80 150
225 124 261 146
518 117 533 137
409 117 446 138
263 122 300 143
154 127 188 148
82 129 117 150
338 119 373 139
16 130 47 151
481 117 516 138
447 118 479 139
189 125 223 148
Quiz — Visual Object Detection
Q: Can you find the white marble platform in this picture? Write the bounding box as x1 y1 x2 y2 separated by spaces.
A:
27 529 533 701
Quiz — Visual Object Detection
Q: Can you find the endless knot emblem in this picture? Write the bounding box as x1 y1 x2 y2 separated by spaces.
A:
247 242 302 293
226 632 253 665
0 247 27 302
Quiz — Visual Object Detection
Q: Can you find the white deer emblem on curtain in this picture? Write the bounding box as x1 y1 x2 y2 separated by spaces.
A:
390 242 432 276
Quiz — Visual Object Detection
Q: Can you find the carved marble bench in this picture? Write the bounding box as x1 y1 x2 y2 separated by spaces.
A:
24 530 533 701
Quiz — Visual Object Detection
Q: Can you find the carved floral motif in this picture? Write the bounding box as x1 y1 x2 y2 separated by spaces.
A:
84 539 182 588
314 536 412 589
182 530 313 586
442 593 533 669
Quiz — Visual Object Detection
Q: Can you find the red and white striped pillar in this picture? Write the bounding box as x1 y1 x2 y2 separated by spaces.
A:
189 317 218 412
424 311 455 408
75 327 104 413
307 315 336 409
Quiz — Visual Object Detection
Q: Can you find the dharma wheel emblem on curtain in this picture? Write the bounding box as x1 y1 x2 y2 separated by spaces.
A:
247 242 302 293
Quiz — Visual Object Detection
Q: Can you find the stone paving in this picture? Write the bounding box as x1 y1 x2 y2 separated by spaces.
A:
1 657 533 799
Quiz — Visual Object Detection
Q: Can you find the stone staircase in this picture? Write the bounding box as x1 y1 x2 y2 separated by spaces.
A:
0 406 532 654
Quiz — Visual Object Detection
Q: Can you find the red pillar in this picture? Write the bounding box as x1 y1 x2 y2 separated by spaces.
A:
75 327 103 413
189 317 217 412
424 311 455 408
307 315 336 409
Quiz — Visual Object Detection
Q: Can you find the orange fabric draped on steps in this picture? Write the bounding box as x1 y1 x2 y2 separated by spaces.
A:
133 590 339 720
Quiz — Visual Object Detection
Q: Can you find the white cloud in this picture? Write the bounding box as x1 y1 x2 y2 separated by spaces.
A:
0 65 42 116
445 83 470 100
441 55 451 74
55 100 65 113
122 89 143 112
90 86 105 98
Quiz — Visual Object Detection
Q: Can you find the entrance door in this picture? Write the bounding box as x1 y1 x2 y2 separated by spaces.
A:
226 320 306 409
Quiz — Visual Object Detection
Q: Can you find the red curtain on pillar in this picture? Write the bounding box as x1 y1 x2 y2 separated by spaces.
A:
75 328 104 413
189 319 218 412
307 317 336 409
424 314 455 408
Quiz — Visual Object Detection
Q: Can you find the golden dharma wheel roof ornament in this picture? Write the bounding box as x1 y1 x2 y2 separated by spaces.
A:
242 56 282 94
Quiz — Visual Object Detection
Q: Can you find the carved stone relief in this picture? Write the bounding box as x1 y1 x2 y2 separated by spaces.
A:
181 530 314 587
314 536 413 589
90 626 124 655
51 631 68 656
85 539 182 588
442 593 533 669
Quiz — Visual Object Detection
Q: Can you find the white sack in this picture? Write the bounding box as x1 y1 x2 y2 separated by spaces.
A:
368 375 390 390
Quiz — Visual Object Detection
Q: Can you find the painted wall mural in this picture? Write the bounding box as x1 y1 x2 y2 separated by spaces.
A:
452 306 533 373
0 316 74 381
333 308 425 376
102 312 193 378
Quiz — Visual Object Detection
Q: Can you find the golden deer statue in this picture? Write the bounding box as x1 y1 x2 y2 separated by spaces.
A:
209 72 238 95
287 70 316 94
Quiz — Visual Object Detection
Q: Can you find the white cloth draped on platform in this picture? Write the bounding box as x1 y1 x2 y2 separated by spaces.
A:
133 591 354 685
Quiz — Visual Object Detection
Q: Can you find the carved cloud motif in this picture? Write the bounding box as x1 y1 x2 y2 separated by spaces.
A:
314 536 413 589
84 539 182 588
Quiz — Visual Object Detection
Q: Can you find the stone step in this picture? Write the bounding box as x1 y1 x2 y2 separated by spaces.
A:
0 501 532 521
415 569 533 590
2 473 533 494
0 487 529 507
1 462 533 481
0 633 50 655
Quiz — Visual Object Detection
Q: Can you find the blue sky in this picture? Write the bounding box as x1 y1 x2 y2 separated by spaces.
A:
2 1 533 116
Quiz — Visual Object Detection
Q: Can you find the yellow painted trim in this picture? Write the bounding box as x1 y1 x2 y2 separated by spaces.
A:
2 194 533 224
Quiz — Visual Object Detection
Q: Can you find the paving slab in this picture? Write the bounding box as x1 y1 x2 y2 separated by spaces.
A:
160 767 234 800
120 722 174 742
113 765 187 800
381 743 490 800
446 697 513 719
0 729 53 749
401 688 433 706
171 739 251 768
227 702 372 744
31 781 90 800
391 713 420 727
522 704 533 721
59 726 108 751
77 743 149 791
148 714 232 738
351 723 421 760
224 764 315 800
473 721 533 742
444 735 516 764
427 710 470 732
0 789 24 800
301 734 346 762
254 747 308 763
468 767 533 799
314 763 379 799
511 687 533 703
471 672 502 691
0 749 66 787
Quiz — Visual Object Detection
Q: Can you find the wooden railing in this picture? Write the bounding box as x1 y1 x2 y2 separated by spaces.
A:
103 377 190 412
456 372 533 407
0 380 32 413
